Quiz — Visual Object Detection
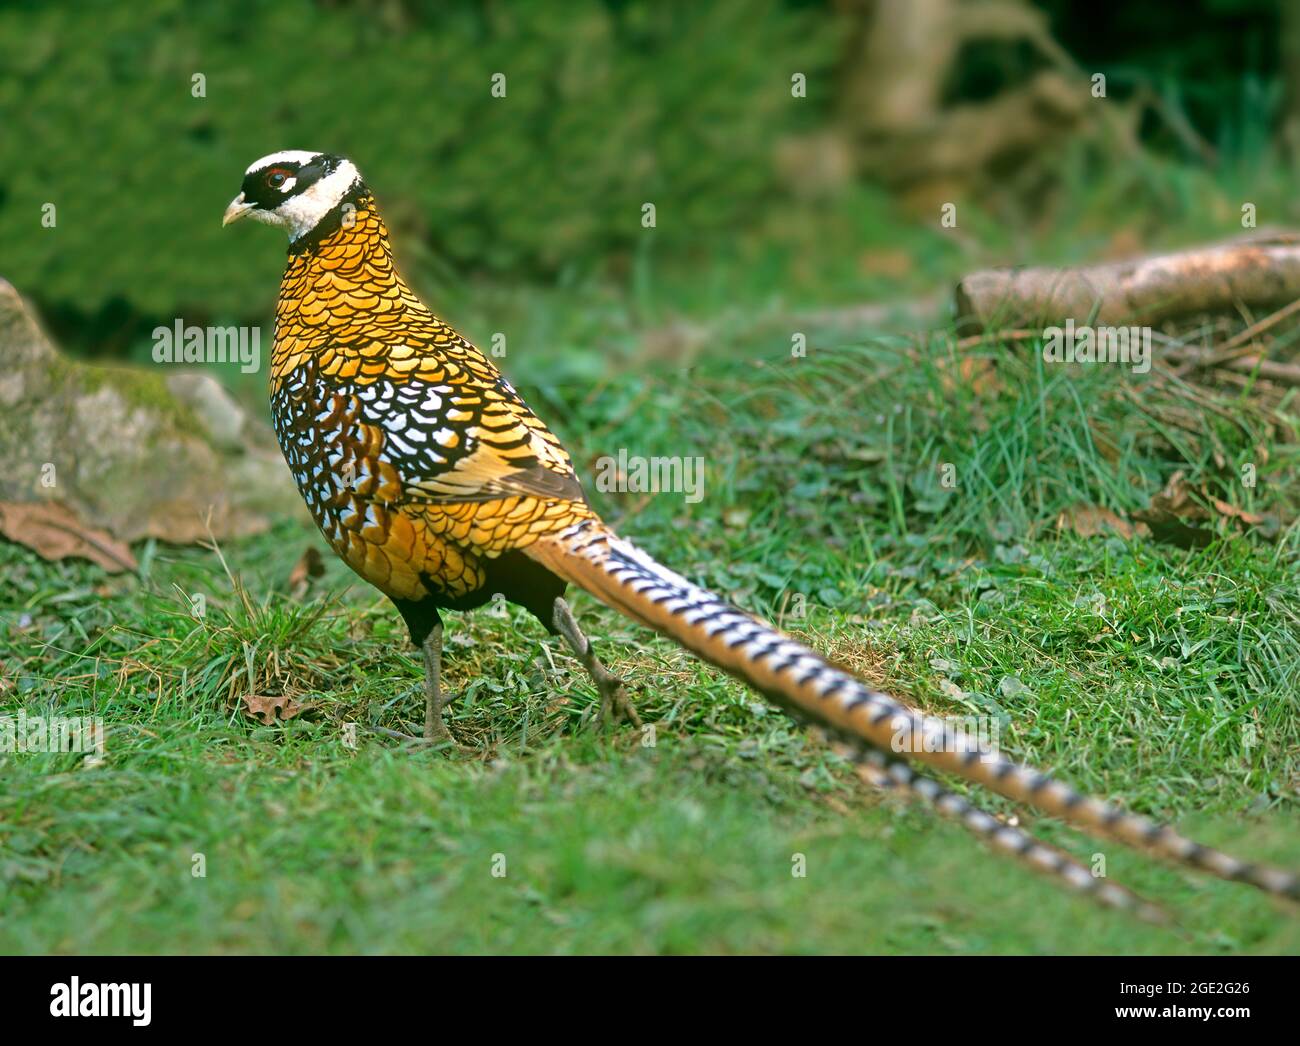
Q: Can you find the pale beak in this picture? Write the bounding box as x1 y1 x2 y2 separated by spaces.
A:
222 193 255 227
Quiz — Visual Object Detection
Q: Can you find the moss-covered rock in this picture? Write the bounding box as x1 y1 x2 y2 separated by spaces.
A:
0 277 305 544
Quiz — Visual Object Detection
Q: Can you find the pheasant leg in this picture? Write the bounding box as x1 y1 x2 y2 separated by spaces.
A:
421 623 453 743
551 596 641 729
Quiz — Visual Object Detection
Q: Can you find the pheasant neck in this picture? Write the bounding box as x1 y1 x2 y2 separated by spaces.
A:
269 197 431 388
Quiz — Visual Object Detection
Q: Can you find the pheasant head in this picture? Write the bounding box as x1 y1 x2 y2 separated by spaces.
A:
222 150 364 242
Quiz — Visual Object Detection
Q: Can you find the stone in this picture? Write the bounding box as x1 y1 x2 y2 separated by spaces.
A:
0 277 307 545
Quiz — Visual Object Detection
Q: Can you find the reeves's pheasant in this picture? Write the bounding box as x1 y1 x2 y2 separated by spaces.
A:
224 150 1300 918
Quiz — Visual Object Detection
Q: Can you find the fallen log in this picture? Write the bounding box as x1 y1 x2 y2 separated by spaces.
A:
954 233 1300 334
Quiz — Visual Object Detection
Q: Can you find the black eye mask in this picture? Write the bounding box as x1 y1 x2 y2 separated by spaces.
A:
240 154 340 209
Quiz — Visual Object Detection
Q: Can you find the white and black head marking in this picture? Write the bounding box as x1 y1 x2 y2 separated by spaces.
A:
223 150 363 242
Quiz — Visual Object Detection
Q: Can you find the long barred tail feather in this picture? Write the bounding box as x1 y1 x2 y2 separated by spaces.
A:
842 742 1171 925
526 519 1299 904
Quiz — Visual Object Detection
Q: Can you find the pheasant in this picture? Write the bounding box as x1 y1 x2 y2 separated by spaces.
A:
224 150 1299 919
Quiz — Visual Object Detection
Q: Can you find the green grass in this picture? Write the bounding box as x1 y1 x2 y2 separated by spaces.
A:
3 282 1300 954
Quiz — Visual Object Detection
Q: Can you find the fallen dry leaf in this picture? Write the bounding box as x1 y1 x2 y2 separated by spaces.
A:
1208 498 1266 525
286 546 325 599
1130 471 1275 547
0 501 137 573
1209 496 1278 538
1155 471 1196 510
241 694 311 725
1132 472 1215 548
1055 503 1141 540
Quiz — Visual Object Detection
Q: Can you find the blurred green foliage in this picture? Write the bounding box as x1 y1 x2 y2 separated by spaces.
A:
1 0 1293 366
0 0 834 323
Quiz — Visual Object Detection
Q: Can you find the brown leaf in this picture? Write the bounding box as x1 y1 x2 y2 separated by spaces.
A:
1132 471 1216 548
241 694 310 725
1055 504 1139 540
286 546 325 599
0 501 137 573
1208 498 1266 525
1151 471 1203 515
1130 471 1277 546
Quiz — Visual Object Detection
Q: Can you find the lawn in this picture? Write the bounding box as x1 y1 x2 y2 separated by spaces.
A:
2 277 1299 954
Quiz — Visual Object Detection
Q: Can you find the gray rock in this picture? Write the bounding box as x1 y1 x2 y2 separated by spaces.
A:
0 277 306 544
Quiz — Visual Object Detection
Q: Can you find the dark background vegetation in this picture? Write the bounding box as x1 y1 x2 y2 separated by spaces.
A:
1 0 1296 362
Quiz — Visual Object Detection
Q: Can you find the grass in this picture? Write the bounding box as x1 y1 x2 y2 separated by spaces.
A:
5 149 1300 952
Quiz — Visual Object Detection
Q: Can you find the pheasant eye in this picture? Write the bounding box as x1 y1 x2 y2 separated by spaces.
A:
266 169 288 188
